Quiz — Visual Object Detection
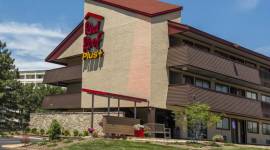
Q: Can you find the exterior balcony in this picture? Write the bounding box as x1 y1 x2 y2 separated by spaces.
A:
43 65 82 86
167 45 261 85
42 93 81 109
167 84 269 119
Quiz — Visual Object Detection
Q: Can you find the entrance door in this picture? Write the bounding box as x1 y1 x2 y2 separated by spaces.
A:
231 119 239 143
231 119 247 144
239 120 247 144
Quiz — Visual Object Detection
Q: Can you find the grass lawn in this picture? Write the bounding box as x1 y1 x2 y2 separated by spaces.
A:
60 139 270 150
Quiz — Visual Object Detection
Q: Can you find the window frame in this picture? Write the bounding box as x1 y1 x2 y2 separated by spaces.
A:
216 117 230 130
262 123 270 135
246 91 257 100
247 121 259 134
215 83 229 93
195 78 210 89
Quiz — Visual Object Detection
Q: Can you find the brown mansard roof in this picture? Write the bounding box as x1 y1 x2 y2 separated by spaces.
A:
168 20 270 64
95 0 182 17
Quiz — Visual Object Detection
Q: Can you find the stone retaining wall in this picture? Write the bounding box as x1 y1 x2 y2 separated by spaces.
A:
29 112 123 135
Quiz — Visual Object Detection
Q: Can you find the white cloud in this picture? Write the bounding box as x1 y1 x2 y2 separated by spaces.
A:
0 22 68 70
236 0 260 11
0 22 66 38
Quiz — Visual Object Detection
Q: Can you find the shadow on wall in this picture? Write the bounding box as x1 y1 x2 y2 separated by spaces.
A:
83 56 104 72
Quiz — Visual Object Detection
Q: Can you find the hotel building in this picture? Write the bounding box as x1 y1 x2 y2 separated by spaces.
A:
40 0 270 145
18 70 45 86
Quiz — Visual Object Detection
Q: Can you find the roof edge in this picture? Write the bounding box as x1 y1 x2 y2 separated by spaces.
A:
168 20 270 64
45 21 84 63
95 0 183 17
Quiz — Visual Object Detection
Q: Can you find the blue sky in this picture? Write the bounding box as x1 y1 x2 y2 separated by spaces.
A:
0 0 269 70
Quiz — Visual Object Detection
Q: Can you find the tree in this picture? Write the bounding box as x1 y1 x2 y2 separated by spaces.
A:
174 103 220 141
0 40 22 130
16 84 65 129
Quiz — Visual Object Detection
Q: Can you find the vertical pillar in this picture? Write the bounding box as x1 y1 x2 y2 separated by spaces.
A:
117 99 120 117
134 102 137 119
147 107 156 123
91 94 94 128
107 97 110 116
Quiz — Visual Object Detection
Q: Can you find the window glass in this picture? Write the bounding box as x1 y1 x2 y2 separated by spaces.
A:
262 95 270 103
169 71 182 85
246 91 257 100
215 84 229 93
195 79 210 89
26 75 35 79
262 124 270 135
37 75 44 79
183 75 194 85
217 118 230 130
19 75 25 79
247 121 259 133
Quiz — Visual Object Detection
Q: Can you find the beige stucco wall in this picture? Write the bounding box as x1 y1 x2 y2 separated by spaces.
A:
58 34 83 59
81 0 181 109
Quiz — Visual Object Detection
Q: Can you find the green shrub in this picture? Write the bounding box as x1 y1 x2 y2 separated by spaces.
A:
40 129 45 136
73 129 79 136
83 130 89 136
25 127 30 133
212 135 224 142
64 130 71 136
48 120 62 141
31 128 38 134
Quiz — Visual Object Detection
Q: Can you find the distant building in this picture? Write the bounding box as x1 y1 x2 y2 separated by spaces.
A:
18 70 46 86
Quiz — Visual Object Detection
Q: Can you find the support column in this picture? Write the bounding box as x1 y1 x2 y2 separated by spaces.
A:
91 94 95 128
134 102 137 119
147 107 156 123
107 97 110 116
117 99 120 117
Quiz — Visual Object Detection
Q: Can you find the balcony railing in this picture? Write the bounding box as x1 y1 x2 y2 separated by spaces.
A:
167 45 261 84
43 65 82 85
42 93 81 109
167 85 265 119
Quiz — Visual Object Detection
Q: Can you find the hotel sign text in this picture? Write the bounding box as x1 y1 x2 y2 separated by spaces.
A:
83 12 104 60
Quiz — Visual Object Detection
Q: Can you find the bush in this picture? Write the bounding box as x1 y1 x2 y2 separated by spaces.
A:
31 128 38 134
25 127 30 133
64 130 71 136
48 120 62 141
40 129 45 136
83 130 89 136
73 129 79 136
212 135 224 142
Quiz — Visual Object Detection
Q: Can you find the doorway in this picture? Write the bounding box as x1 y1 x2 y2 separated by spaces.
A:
231 119 247 144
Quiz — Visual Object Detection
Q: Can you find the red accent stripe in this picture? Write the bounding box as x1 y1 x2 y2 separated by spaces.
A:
84 12 104 20
81 88 148 103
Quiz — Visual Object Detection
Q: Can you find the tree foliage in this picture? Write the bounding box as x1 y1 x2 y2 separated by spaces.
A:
48 119 62 140
0 40 65 130
173 103 220 141
0 40 21 129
